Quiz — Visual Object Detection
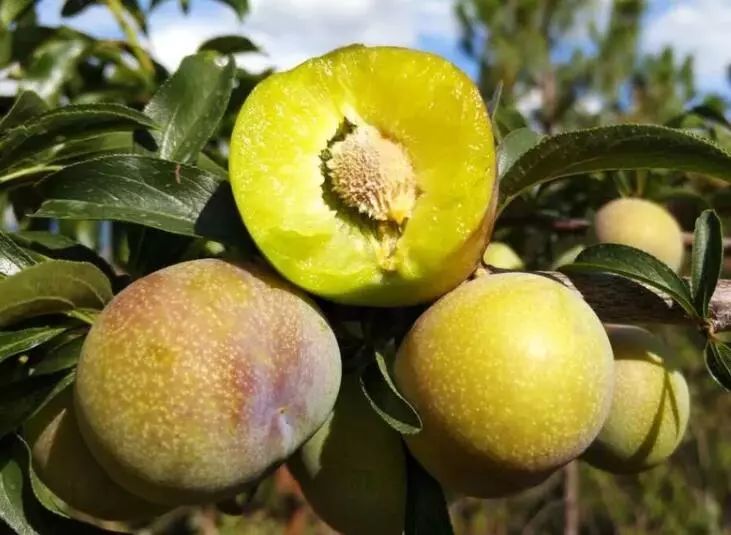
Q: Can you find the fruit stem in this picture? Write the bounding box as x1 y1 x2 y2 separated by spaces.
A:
105 0 155 78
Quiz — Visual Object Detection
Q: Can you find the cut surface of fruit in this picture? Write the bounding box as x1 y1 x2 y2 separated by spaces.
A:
230 45 496 305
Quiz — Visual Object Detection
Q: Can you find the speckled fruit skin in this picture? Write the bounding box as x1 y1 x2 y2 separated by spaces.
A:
75 259 342 506
24 387 164 521
229 45 496 306
582 325 690 474
482 241 523 270
593 198 684 272
288 374 406 535
394 273 614 498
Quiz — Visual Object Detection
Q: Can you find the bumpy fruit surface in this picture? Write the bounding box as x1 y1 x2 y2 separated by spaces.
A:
75 259 342 505
24 387 163 521
394 273 614 498
288 375 406 535
593 198 684 272
482 241 523 269
583 325 690 473
230 45 496 306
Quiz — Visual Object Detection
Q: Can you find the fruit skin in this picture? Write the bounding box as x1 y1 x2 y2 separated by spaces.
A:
593 198 684 272
230 45 496 306
482 241 523 270
288 374 406 535
75 259 342 506
24 387 164 521
582 325 690 474
394 273 614 498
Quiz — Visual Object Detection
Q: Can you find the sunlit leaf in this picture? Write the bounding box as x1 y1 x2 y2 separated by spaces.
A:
499 124 731 211
144 52 235 163
562 243 697 319
690 210 723 318
360 350 422 435
35 155 248 245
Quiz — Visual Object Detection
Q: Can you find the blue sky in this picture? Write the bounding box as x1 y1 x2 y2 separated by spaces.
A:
35 0 731 99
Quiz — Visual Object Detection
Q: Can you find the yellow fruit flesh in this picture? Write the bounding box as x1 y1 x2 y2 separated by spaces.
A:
593 198 684 272
394 273 614 497
230 45 495 305
583 326 690 473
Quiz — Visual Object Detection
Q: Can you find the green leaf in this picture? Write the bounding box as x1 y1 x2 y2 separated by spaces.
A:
62 0 147 33
35 155 249 245
0 437 33 534
497 127 543 179
10 231 118 286
404 450 454 535
0 372 73 440
705 342 731 391
0 327 67 364
360 350 422 435
28 444 69 519
18 37 88 104
492 103 528 139
487 80 503 120
0 230 35 277
0 103 157 176
47 131 134 165
30 334 84 378
0 91 48 133
215 0 248 18
144 52 236 163
690 210 723 318
0 436 111 534
562 243 697 319
60 0 95 17
499 124 731 211
0 0 34 25
199 35 258 55
0 260 112 328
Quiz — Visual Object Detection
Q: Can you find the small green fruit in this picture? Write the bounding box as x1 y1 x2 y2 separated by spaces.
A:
394 273 614 498
288 375 406 535
230 45 496 306
75 259 342 505
583 325 690 474
550 243 585 270
24 387 164 521
593 198 684 272
482 242 523 270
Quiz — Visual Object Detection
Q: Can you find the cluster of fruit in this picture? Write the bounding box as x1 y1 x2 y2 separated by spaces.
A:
25 46 689 534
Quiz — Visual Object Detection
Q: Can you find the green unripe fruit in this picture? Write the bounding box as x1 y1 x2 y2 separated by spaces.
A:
583 325 690 474
550 243 585 270
24 387 164 521
482 242 523 270
394 273 614 498
288 375 406 535
75 259 342 505
593 198 684 272
230 45 497 306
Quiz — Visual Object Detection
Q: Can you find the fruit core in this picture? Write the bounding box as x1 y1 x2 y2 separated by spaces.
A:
323 120 417 227
321 119 419 271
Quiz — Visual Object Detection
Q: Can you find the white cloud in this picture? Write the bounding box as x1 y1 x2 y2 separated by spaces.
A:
642 0 731 94
147 0 459 72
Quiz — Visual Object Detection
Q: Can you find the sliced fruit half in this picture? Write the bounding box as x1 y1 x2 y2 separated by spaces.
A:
230 45 496 306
